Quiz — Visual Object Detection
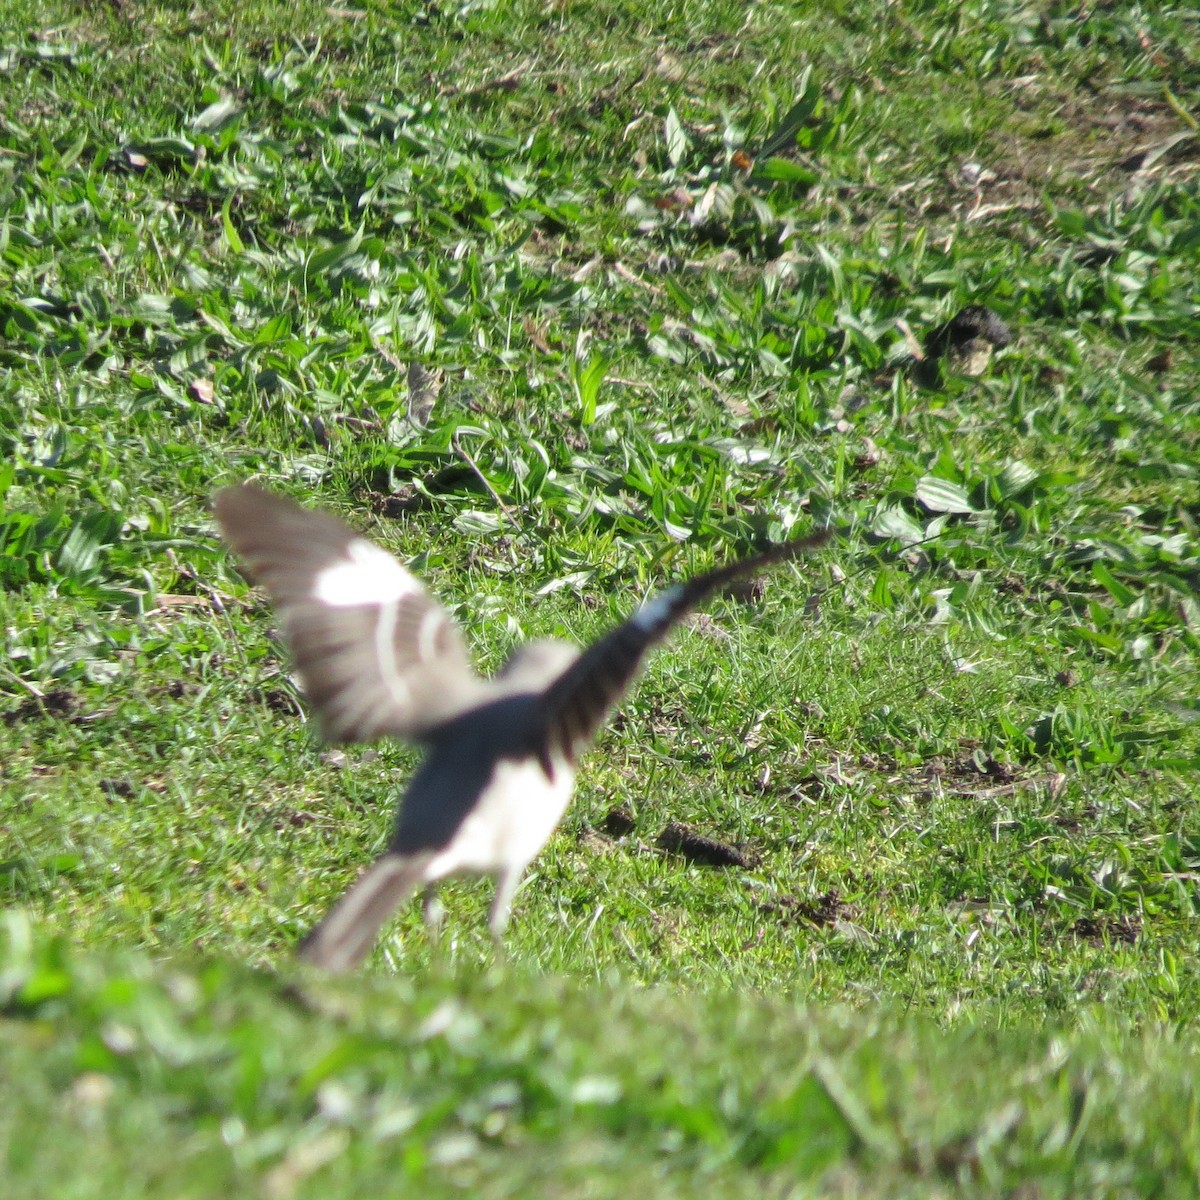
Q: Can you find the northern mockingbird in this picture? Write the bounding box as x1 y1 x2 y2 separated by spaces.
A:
214 484 826 971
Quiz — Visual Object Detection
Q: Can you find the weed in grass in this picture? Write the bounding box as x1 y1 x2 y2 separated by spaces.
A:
2 0 1200 1191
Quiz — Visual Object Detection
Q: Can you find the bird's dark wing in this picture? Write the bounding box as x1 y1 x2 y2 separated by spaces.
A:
214 484 485 743
535 530 828 766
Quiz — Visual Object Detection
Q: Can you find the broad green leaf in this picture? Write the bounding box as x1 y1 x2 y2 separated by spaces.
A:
758 76 821 157
307 226 365 275
572 352 608 426
453 510 504 535
996 460 1039 498
221 193 244 254
756 157 819 185
872 506 923 545
915 476 976 514
1093 561 1136 606
57 510 120 579
133 136 197 166
192 96 242 132
665 108 688 168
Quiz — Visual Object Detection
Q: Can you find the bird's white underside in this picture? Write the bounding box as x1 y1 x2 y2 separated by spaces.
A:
425 753 577 880
312 539 420 607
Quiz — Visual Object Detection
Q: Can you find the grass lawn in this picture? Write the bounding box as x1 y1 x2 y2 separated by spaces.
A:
2 0 1200 1193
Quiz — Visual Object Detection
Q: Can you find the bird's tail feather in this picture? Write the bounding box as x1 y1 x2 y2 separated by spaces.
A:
298 853 430 971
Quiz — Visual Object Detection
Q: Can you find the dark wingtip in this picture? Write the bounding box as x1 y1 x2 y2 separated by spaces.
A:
705 524 832 593
777 526 832 558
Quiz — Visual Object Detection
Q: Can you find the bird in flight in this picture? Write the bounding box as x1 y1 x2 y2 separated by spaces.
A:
214 484 826 971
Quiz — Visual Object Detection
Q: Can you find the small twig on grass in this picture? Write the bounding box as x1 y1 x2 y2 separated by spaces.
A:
612 261 666 297
368 331 405 374
451 429 520 531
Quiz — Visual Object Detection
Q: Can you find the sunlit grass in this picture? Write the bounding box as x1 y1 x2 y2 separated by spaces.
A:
3 0 1200 1193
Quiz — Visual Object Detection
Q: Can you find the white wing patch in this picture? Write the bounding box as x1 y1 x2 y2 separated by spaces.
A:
630 585 683 632
312 539 420 608
415 606 446 665
374 600 412 708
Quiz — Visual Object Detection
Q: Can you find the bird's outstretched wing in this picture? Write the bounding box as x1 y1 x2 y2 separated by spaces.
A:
214 484 486 743
536 531 828 766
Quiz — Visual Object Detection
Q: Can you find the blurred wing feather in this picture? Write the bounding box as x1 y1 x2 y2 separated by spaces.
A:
537 531 828 764
214 484 482 743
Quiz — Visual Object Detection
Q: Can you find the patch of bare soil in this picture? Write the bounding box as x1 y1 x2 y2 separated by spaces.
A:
975 82 1195 222
4 687 83 725
1072 912 1142 946
758 888 850 928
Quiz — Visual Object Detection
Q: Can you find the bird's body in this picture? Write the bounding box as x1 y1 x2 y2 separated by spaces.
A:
297 703 576 971
397 696 577 873
214 483 825 971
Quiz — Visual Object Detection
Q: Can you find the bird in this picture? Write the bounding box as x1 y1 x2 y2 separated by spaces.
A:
214 483 826 971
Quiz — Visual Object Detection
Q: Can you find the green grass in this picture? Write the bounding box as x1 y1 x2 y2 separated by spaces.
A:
6 920 1200 1199
3 0 1200 1193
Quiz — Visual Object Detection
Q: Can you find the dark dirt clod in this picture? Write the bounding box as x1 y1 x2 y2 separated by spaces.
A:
254 687 300 715
759 889 847 927
278 810 321 830
1072 913 1141 946
997 574 1029 597
926 305 1014 358
979 757 1015 783
656 821 760 868
363 487 428 518
4 688 82 725
601 804 637 837
725 575 768 605
923 752 1019 787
